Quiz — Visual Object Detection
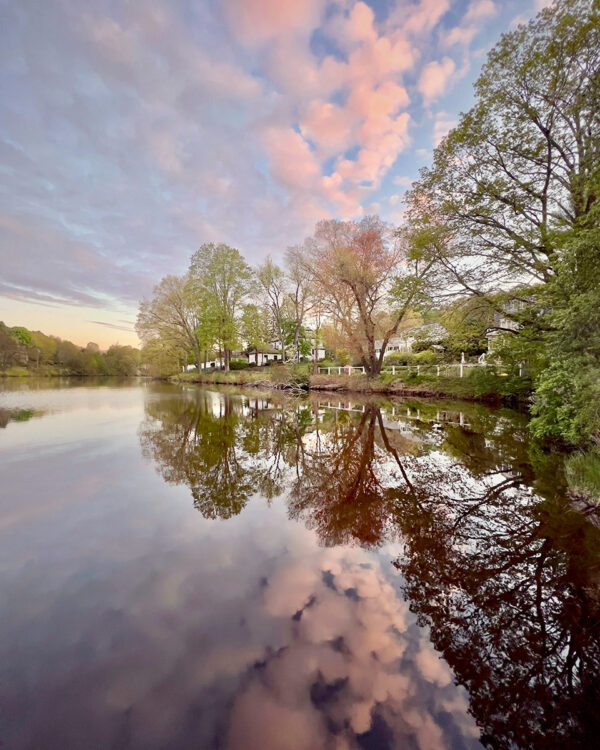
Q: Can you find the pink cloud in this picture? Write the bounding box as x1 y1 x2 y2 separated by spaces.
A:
390 0 451 36
223 0 326 46
263 127 321 190
299 100 356 155
418 56 456 103
464 0 497 22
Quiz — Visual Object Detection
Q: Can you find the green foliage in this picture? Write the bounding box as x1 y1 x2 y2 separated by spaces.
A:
383 352 415 366
442 298 492 356
565 449 600 503
0 321 142 377
9 326 33 347
530 361 600 446
229 358 249 371
188 243 253 367
29 330 58 362
403 0 600 448
415 350 438 365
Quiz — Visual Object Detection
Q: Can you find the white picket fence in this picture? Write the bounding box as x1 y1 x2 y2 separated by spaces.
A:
319 360 526 378
318 366 366 375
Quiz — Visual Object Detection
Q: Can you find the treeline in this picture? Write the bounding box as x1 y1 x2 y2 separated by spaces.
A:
136 218 432 379
0 322 140 376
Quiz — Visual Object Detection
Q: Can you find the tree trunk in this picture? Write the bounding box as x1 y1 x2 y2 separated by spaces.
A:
224 347 230 372
367 338 379 377
293 325 300 363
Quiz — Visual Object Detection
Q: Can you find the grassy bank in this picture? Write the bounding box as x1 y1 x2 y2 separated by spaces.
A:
171 364 533 407
309 369 532 406
171 365 309 389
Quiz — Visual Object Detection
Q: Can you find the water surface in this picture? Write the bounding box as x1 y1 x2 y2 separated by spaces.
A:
1 380 599 749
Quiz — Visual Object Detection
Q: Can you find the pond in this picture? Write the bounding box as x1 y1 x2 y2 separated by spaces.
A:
1 380 599 749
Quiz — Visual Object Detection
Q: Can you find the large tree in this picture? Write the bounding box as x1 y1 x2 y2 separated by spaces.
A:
284 244 316 363
188 243 252 372
136 275 204 371
308 216 433 376
255 258 288 360
405 0 600 445
407 0 599 302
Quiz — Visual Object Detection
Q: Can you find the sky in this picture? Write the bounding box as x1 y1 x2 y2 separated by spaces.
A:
0 0 550 348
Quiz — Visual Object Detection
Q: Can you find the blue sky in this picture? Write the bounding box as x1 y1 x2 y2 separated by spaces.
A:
0 0 550 347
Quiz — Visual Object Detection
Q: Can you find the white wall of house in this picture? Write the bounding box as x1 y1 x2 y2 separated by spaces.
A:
248 351 281 365
198 357 225 370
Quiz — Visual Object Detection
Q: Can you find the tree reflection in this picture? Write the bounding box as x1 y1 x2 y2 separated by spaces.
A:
387 452 600 747
287 404 391 547
139 389 305 517
140 387 600 746
139 390 257 518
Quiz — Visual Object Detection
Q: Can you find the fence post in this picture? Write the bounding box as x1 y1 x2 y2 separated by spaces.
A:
392 366 395 375
417 365 420 376
460 351 465 378
327 367 331 375
436 366 440 376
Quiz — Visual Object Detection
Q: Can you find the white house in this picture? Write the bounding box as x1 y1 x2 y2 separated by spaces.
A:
375 324 448 357
248 349 283 365
485 300 525 353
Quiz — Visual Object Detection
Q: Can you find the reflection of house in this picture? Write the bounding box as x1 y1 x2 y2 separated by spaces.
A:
375 324 448 357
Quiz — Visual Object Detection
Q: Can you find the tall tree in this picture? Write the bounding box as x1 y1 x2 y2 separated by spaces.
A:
255 258 288 360
403 0 600 445
188 243 252 372
284 244 315 363
136 275 204 371
309 216 433 376
240 303 270 363
405 0 599 306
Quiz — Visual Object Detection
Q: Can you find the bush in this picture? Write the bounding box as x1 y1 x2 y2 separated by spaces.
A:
530 361 600 446
229 358 249 370
414 350 438 365
383 352 415 366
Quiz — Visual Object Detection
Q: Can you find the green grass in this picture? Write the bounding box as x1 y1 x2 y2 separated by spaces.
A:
173 363 311 387
565 448 600 503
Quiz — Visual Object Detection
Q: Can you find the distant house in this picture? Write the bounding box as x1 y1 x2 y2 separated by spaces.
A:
485 299 526 353
248 348 282 366
375 323 448 358
248 332 326 365
197 351 248 370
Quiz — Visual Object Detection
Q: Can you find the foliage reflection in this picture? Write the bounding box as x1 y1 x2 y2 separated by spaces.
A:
140 386 600 748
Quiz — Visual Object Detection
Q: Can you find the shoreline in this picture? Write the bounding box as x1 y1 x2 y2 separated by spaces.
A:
170 372 516 406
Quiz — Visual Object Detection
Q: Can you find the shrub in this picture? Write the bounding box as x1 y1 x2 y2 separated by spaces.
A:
383 352 415 366
414 350 438 365
229 358 249 370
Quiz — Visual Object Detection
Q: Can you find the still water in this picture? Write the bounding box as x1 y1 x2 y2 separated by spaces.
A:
1 380 599 749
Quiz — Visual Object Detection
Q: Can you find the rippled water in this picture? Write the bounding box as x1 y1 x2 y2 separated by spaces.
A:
1 379 599 749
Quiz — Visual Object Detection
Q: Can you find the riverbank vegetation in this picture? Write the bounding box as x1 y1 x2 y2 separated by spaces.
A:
0 321 140 376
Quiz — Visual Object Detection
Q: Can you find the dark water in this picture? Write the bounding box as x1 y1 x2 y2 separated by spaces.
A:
1 380 599 750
